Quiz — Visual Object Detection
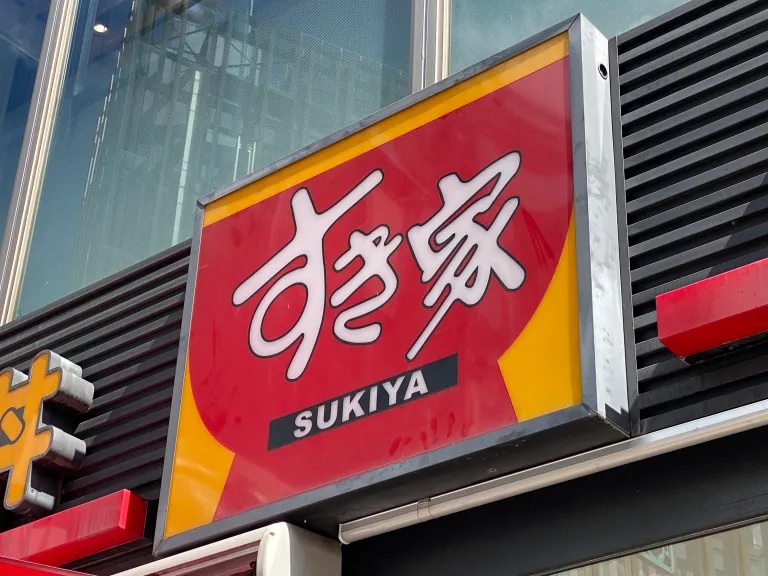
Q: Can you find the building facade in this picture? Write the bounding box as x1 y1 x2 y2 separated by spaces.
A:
1 0 768 575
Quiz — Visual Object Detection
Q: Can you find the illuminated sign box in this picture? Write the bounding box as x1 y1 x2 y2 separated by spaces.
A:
156 15 630 556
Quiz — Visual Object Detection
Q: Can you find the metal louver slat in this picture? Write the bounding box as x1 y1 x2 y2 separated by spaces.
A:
615 0 768 433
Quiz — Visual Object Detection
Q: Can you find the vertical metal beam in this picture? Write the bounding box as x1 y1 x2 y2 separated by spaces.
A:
409 0 427 91
0 0 81 323
570 16 628 422
426 0 451 86
410 0 451 92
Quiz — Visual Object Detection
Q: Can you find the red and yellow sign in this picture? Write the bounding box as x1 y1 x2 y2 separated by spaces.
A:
158 23 627 555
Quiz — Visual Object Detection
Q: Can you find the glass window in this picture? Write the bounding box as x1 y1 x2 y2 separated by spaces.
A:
556 519 768 576
17 0 410 316
0 0 51 239
450 0 691 73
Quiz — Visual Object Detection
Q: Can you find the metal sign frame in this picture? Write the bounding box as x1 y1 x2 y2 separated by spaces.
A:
155 14 629 557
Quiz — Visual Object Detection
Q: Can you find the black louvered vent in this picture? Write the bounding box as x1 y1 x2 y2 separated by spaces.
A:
0 241 190 573
615 0 768 433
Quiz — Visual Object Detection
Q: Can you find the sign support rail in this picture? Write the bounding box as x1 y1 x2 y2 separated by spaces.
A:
339 399 768 543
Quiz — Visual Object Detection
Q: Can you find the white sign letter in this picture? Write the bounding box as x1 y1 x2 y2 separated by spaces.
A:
293 410 313 438
382 376 405 406
232 170 383 380
342 391 365 422
403 370 428 400
407 152 525 360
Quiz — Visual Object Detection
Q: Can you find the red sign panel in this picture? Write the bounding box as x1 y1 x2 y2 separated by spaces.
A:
197 59 571 519
158 24 628 556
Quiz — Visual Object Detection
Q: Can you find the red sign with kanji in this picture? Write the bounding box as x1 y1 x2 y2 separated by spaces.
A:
161 33 584 547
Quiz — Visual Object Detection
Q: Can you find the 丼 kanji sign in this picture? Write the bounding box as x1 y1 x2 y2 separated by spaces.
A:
0 352 93 516
157 17 630 556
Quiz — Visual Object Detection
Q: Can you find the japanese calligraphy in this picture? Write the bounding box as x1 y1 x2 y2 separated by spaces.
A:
233 169 384 381
234 151 526 380
406 151 525 360
330 226 402 345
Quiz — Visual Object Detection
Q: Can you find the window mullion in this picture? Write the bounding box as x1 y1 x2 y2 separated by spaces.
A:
0 0 82 324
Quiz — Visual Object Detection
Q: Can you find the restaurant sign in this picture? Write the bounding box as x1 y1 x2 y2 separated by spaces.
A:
156 15 629 555
0 352 93 517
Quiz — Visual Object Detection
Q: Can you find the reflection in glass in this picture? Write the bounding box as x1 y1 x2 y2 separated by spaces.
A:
0 0 51 239
450 0 691 73
555 521 768 576
18 0 410 316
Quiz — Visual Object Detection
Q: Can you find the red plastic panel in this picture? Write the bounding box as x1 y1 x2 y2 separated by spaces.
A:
188 55 575 519
0 557 89 576
0 490 146 567
656 258 768 358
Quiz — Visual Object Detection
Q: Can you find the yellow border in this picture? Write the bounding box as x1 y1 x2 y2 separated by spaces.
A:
164 360 236 538
203 33 569 227
499 215 581 420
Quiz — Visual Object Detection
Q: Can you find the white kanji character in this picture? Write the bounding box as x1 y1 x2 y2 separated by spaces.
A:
406 151 525 361
232 169 383 381
330 226 402 345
